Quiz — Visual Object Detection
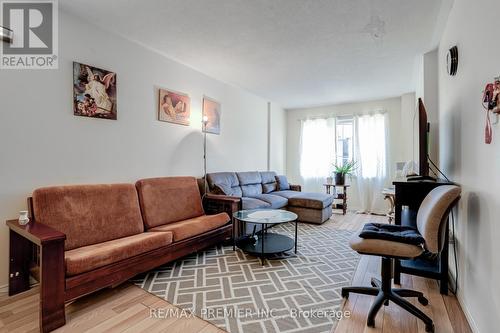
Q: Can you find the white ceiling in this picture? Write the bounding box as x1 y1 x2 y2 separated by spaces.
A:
60 0 449 109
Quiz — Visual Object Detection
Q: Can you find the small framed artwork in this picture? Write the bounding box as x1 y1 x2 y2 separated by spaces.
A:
202 96 221 134
73 62 117 120
158 88 191 125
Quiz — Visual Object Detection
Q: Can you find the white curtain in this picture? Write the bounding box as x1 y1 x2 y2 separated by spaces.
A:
354 113 389 213
299 117 336 192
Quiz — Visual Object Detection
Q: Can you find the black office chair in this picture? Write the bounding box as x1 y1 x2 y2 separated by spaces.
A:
341 185 461 332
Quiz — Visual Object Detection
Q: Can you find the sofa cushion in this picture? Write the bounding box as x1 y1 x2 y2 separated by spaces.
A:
237 171 263 197
272 190 303 199
275 175 291 190
250 194 288 209
32 184 144 251
149 213 229 242
241 197 271 210
288 193 334 209
349 230 424 258
65 232 173 276
207 172 242 197
260 171 278 193
136 177 205 229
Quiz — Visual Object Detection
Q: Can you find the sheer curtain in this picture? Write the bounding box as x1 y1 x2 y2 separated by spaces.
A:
299 118 336 192
354 113 389 213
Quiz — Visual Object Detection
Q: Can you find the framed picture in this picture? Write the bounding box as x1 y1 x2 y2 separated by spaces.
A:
73 62 117 120
158 88 191 125
202 96 221 134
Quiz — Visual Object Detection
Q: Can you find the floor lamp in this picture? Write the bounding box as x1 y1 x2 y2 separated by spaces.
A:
202 115 209 195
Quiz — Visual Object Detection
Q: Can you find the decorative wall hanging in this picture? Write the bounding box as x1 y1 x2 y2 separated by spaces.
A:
0 26 13 44
158 88 190 125
73 62 117 120
481 76 500 144
202 96 221 134
446 46 458 76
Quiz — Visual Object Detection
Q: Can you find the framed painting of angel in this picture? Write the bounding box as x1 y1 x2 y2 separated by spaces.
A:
73 62 117 120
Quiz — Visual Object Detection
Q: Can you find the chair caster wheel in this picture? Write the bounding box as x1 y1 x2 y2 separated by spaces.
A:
384 299 389 306
341 289 349 299
367 318 375 328
418 296 429 306
371 280 377 287
425 323 434 332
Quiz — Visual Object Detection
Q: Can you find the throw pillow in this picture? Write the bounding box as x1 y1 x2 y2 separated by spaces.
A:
275 175 290 191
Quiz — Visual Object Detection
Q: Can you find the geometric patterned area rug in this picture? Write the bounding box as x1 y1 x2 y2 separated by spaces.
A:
132 219 359 333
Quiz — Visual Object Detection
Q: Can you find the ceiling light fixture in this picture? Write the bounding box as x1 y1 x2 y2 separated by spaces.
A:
1 26 13 44
363 15 386 41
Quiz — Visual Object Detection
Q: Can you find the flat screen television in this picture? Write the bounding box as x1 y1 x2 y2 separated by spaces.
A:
418 98 430 177
407 98 434 181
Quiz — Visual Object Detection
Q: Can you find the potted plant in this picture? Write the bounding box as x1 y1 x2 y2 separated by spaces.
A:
332 160 357 185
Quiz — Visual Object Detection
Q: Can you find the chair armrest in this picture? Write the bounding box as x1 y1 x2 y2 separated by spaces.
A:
290 184 302 192
203 194 241 218
6 219 66 246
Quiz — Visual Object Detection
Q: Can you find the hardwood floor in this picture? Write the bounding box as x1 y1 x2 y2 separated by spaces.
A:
0 213 471 333
0 284 224 333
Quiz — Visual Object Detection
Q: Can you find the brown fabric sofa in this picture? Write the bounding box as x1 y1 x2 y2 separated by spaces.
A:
6 177 236 333
136 177 230 241
206 171 334 228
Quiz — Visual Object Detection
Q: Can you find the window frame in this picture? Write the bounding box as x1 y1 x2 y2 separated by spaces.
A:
334 116 355 168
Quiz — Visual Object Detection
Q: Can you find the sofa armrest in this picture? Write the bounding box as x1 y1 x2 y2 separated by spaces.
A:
6 219 66 246
290 184 302 192
7 219 66 330
203 194 241 218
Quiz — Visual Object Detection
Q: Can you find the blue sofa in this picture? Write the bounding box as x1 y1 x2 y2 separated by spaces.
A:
206 171 334 225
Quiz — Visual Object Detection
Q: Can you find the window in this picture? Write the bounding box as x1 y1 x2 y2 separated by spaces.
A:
299 118 336 179
335 117 354 167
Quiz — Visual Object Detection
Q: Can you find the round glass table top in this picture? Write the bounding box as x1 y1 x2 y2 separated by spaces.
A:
233 209 298 225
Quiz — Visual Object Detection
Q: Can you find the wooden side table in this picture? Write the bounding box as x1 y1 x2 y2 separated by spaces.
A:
323 183 335 194
324 184 349 215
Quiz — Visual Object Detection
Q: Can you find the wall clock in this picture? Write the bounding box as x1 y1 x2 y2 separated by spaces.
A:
446 46 458 76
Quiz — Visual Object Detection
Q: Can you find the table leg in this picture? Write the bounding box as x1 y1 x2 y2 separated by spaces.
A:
394 201 402 284
440 224 449 295
294 220 298 254
261 223 266 266
232 218 236 251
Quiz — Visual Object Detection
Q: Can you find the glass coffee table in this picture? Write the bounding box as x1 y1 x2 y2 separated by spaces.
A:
232 209 298 265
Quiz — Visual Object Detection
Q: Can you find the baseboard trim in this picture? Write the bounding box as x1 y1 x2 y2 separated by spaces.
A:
448 269 480 333
456 293 480 333
0 283 8 294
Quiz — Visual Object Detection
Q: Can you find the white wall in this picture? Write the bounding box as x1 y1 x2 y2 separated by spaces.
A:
0 10 285 288
415 50 440 169
400 92 417 163
269 103 287 174
438 0 500 331
423 49 440 165
286 97 403 212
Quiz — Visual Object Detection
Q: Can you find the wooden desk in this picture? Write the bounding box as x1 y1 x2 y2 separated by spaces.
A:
393 179 454 295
